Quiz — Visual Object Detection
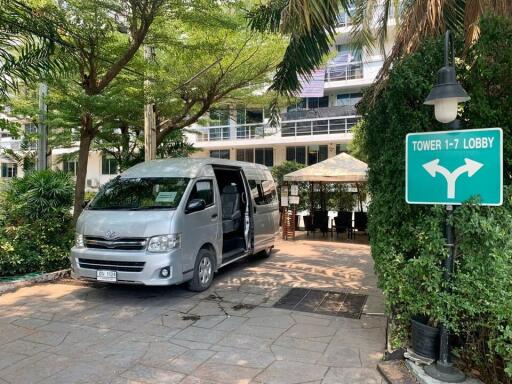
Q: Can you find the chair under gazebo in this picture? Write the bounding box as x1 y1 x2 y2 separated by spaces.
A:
281 152 368 240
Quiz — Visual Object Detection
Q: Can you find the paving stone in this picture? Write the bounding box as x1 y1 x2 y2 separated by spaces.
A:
192 315 226 329
271 345 322 364
254 360 328 384
288 313 331 328
0 350 28 370
179 376 223 384
38 360 122 384
166 349 215 374
175 326 227 344
120 364 184 383
11 317 50 330
213 316 248 331
273 336 328 353
0 352 70 384
140 342 187 368
245 315 295 329
192 362 260 384
170 339 212 350
0 323 34 344
209 349 275 369
217 333 273 352
2 339 50 356
322 367 383 384
282 323 337 339
233 324 285 339
318 345 362 368
22 330 68 346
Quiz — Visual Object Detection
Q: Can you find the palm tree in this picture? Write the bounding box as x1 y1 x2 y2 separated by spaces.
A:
249 0 512 97
0 0 66 98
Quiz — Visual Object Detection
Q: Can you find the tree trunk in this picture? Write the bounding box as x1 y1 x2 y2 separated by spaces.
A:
73 114 95 223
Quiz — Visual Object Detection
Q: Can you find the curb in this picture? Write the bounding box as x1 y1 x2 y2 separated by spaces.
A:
378 361 418 384
0 269 70 296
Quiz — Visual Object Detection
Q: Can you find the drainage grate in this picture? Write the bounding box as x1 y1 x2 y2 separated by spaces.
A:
274 288 368 319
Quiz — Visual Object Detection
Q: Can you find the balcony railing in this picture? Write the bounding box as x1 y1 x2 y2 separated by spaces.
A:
0 138 21 151
325 62 363 82
336 12 352 27
281 115 360 137
195 115 359 142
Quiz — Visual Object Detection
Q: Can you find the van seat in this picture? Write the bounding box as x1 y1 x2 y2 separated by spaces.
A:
221 185 241 234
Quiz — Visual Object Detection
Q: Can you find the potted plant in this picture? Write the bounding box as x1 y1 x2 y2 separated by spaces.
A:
410 315 440 359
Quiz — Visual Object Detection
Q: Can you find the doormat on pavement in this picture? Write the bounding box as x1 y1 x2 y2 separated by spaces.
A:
273 288 368 319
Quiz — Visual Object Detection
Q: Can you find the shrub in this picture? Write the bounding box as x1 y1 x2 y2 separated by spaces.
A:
0 170 74 276
357 15 512 383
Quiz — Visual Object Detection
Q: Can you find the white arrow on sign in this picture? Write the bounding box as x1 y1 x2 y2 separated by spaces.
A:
422 158 484 199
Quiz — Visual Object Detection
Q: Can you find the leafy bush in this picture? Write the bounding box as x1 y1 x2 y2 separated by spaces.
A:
0 170 74 276
357 15 512 383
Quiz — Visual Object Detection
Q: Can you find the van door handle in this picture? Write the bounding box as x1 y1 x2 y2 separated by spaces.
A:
253 206 257 213
211 213 218 219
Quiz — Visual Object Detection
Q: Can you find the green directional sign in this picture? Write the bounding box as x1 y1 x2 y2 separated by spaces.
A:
406 128 503 205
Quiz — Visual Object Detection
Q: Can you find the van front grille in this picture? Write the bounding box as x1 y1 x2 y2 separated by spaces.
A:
84 236 147 250
78 258 145 272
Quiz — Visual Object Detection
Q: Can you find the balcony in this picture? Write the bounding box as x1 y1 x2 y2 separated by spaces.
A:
336 12 352 27
282 106 356 121
325 62 363 82
281 115 360 137
194 115 360 143
0 138 21 151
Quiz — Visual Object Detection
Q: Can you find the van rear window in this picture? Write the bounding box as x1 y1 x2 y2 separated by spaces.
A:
89 177 189 210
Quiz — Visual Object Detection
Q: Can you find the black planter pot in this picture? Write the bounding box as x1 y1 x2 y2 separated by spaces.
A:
411 317 440 359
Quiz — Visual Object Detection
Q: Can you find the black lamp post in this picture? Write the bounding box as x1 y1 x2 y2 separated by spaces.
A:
423 30 469 383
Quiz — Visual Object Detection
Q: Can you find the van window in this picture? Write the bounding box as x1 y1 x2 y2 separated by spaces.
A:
188 180 214 206
249 179 277 205
89 177 189 210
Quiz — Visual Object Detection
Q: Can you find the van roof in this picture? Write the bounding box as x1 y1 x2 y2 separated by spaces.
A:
121 157 271 179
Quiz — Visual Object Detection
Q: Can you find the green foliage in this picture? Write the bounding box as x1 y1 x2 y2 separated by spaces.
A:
358 15 512 383
0 170 74 276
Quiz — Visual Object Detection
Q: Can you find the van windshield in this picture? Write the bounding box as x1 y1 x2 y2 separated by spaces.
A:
89 177 190 210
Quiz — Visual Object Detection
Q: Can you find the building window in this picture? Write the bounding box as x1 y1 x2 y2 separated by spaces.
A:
237 148 273 167
237 109 264 125
307 96 329 109
63 160 78 175
210 149 230 159
336 144 347 154
307 145 328 165
335 44 362 62
236 148 254 163
209 109 230 126
102 156 118 175
287 145 327 165
336 93 363 107
1 163 17 178
286 146 306 165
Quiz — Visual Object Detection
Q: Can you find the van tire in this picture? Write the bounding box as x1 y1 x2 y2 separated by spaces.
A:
188 248 215 292
257 246 273 259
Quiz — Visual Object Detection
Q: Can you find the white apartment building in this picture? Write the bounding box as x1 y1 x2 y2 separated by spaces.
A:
186 9 397 169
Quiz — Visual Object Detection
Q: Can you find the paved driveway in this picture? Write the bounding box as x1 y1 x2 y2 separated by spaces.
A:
0 238 386 384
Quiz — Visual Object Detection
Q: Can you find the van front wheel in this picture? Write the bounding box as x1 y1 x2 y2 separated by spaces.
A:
188 248 215 292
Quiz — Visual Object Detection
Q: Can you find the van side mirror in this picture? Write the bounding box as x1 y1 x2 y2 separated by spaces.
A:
81 200 90 209
185 198 206 213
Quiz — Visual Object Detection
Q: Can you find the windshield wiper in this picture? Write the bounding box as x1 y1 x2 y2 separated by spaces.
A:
129 206 176 210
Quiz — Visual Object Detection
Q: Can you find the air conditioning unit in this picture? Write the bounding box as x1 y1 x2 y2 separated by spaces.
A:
86 178 99 188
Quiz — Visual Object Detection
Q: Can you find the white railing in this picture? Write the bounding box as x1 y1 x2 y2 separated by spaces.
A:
281 115 360 137
195 116 360 142
196 122 277 142
325 62 363 82
0 138 21 151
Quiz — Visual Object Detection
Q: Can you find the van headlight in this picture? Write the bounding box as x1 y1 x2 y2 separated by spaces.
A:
75 233 85 248
147 234 181 252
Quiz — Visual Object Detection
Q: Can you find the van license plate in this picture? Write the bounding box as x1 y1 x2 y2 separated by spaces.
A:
97 270 117 282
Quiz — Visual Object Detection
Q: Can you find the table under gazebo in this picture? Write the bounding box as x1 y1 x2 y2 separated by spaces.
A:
281 153 369 240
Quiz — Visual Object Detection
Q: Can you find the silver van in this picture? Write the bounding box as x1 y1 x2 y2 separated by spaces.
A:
70 158 279 291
